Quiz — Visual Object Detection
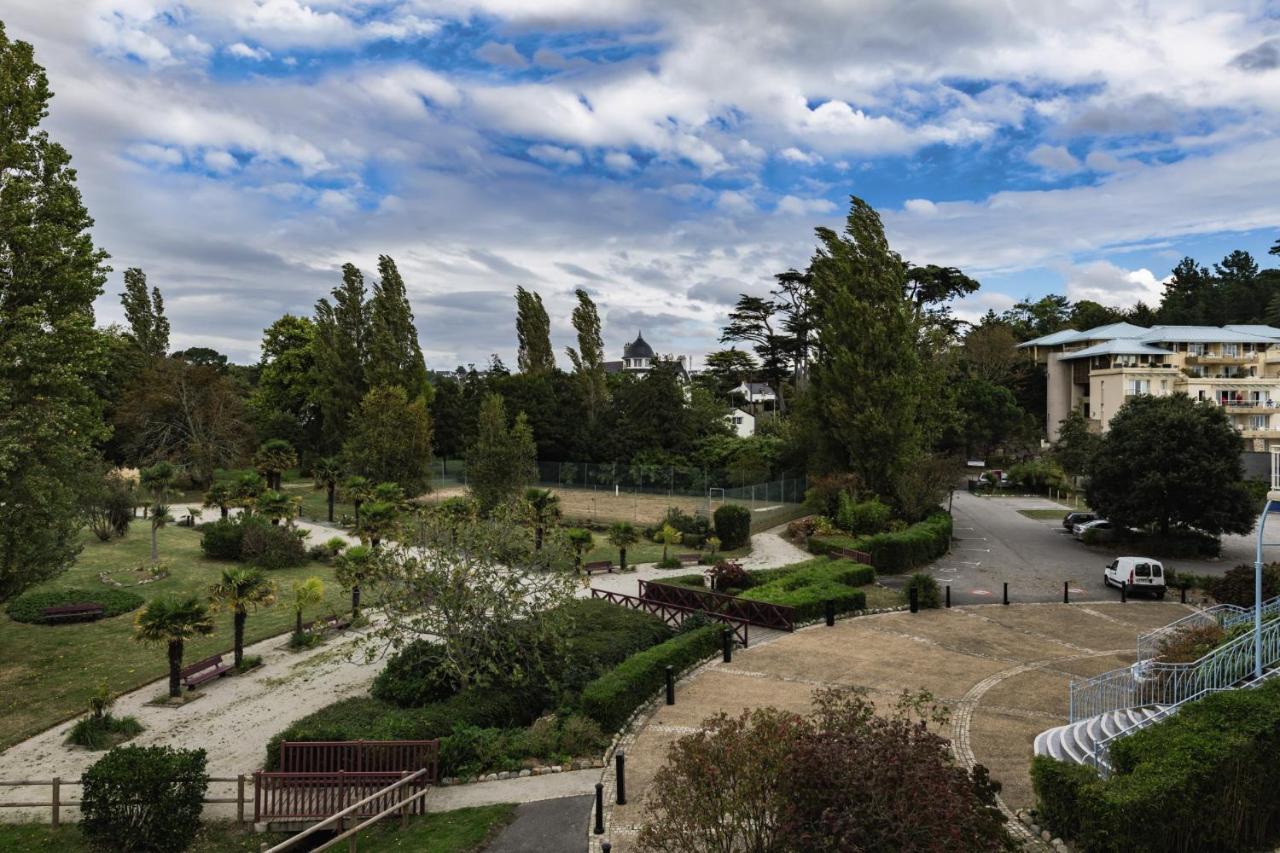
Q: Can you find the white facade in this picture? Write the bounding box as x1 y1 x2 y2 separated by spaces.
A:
725 407 755 437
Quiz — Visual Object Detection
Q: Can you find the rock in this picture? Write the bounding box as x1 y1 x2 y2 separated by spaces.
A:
1041 830 1052 842
593 758 604 768
1052 840 1068 852
1030 824 1040 836
519 769 531 778
497 771 510 780
552 765 563 773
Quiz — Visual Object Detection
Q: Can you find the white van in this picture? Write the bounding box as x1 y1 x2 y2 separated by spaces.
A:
1103 557 1167 599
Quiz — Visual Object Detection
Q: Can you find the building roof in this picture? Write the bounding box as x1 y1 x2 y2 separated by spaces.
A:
732 381 775 396
1138 326 1279 344
1021 322 1280 349
1057 340 1176 361
603 360 624 374
622 332 654 359
1224 325 1280 339
1017 328 1081 348
1017 322 1148 348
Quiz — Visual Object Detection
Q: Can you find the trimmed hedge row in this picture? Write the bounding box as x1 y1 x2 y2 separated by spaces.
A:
739 558 873 621
809 512 952 574
580 626 720 732
7 588 145 624
1031 678 1280 852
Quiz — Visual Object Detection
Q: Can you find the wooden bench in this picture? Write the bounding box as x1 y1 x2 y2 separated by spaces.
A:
676 553 702 566
42 603 105 623
831 547 872 565
583 560 615 575
181 654 232 690
303 614 352 633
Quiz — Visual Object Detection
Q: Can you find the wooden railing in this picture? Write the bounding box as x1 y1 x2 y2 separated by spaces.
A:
254 770 431 822
638 580 795 632
279 740 438 775
590 588 749 646
259 768 432 853
0 776 250 825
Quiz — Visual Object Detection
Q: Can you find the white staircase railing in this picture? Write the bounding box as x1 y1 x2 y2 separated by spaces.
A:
1135 595 1280 660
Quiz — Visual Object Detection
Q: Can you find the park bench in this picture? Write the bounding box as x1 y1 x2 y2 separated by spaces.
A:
42 603 105 623
830 546 872 565
304 613 352 633
677 553 702 566
583 560 615 575
181 654 232 690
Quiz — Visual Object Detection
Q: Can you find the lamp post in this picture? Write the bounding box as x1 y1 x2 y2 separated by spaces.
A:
1256 451 1280 680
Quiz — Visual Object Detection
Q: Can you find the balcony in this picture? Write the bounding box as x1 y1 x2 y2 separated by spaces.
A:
1235 426 1280 438
1217 400 1275 414
1187 353 1253 365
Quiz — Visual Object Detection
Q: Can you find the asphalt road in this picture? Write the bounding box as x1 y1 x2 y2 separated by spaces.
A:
883 491 1245 606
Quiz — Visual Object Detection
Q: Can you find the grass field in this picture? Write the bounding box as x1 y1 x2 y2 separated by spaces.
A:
0 804 514 852
0 524 350 751
1017 508 1073 521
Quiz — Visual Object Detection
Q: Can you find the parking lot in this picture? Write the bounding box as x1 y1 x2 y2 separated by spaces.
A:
888 491 1252 606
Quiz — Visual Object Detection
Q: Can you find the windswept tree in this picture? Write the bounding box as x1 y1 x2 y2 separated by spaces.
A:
119 267 169 361
515 286 555 375
366 255 431 402
0 23 112 599
312 264 370 453
133 596 215 699
208 568 275 668
342 385 433 494
721 295 790 414
565 288 608 422
465 393 537 513
251 314 320 453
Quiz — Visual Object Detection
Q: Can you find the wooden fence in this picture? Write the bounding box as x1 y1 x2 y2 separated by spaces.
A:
0 775 251 826
278 740 438 775
638 580 796 632
254 771 431 822
590 588 750 646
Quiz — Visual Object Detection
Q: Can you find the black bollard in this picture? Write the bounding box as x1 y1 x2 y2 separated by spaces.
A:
1120 583 1127 604
1002 582 1009 606
825 599 836 626
1064 581 1070 604
665 665 675 705
1180 584 1187 604
594 783 605 834
722 627 733 663
603 845 612 853
909 585 919 614
615 752 627 805
945 585 951 608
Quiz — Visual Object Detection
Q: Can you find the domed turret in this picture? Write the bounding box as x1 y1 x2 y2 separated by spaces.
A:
623 331 654 360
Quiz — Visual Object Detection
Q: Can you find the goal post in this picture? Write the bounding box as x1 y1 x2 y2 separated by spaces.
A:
707 487 725 518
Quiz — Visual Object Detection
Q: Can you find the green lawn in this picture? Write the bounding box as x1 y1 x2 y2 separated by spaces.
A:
0 805 515 852
1017 509 1072 521
0 524 350 751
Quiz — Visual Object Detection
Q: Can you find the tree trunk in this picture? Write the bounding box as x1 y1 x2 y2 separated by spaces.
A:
327 484 335 523
535 526 544 551
271 518 279 526
354 501 362 528
295 609 303 636
220 505 228 519
233 609 246 668
150 522 159 563
168 639 183 698
352 586 361 615
620 547 627 571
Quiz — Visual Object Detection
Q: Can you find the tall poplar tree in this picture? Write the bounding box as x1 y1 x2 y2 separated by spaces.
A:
0 23 111 598
120 267 169 360
367 255 431 402
565 288 608 422
312 263 370 452
515 286 555 375
808 197 927 498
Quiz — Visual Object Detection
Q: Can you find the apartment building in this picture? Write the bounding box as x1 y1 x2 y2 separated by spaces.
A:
1020 323 1280 449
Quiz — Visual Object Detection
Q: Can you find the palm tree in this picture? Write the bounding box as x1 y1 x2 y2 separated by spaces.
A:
208 568 276 667
566 527 593 570
373 481 406 506
608 522 640 571
358 501 399 548
203 482 233 519
232 472 265 515
657 523 683 563
524 488 561 551
133 595 215 698
341 476 373 528
139 462 176 563
255 490 294 525
253 439 298 490
312 457 342 523
291 577 325 636
335 545 374 615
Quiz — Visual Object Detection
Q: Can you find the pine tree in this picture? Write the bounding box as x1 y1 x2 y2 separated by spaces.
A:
367 255 431 402
0 23 111 598
343 385 434 495
515 286 555 375
119 267 169 359
565 288 608 422
465 393 537 512
312 263 370 453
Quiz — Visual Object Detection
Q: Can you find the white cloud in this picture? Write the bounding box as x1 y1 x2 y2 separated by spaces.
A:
203 150 239 172
227 42 271 61
476 41 528 68
1027 144 1082 173
779 146 821 165
603 151 637 172
776 195 836 216
716 190 755 215
903 198 938 216
528 144 583 167
1063 261 1169 308
127 143 185 166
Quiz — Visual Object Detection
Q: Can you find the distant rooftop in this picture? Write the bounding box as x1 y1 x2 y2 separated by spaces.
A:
1058 340 1175 361
1020 322 1280 349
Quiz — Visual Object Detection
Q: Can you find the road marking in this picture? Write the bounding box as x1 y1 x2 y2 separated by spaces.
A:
952 560 982 566
1069 587 1087 594
958 547 991 552
970 589 992 596
954 526 975 530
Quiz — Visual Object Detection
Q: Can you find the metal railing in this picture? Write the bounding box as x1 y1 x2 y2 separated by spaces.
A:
1135 597 1280 661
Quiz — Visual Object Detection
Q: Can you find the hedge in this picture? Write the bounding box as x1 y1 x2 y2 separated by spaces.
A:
1031 678 1280 852
81 746 208 853
713 504 752 550
739 558 873 620
809 512 952 574
7 588 145 624
580 626 720 732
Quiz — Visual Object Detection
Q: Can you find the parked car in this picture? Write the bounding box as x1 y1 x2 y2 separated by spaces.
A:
1062 511 1097 531
1104 556 1167 599
1073 518 1113 540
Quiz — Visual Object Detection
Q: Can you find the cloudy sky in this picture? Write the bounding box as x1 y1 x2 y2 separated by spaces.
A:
5 1 1280 367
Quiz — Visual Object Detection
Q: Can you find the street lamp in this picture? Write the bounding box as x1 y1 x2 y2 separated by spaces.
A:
1255 451 1280 679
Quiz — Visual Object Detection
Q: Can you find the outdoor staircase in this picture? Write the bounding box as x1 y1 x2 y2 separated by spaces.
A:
1033 706 1167 770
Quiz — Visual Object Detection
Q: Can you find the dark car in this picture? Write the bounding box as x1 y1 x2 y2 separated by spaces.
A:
1063 511 1097 530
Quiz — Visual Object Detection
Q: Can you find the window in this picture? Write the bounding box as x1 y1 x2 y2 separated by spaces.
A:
1225 344 1240 357
1188 343 1206 356
1160 380 1169 393
1252 415 1268 430
1135 563 1151 578
1152 565 1163 578
1125 379 1150 395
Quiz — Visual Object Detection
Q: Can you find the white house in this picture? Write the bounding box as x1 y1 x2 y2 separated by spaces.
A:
729 381 776 412
603 331 690 381
724 407 755 437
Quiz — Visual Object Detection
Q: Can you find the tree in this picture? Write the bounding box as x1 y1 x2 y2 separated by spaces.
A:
82 466 135 542
701 348 758 398
657 522 682 563
721 295 790 414
254 490 294 525
172 346 227 370
565 288 609 423
358 501 399 547
1001 294 1072 340
231 472 265 513
290 577 325 637
0 23 111 600
523 488 561 551
312 457 342 523
565 527 593 571
334 544 374 615
133 595 215 699
253 439 298 491
465 393 537 513
140 462 175 563
366 255 430 402
312 264 370 453
607 522 640 570
250 315 319 453
962 323 1021 386
342 385 433 494
1087 395 1255 538
119 267 169 360
342 475 373 528
203 482 233 519
1053 409 1101 480
808 197 928 498
515 286 555 375
208 568 275 668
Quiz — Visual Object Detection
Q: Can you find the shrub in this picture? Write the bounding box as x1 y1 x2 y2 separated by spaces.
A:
1007 460 1069 493
660 506 710 537
904 572 941 609
836 495 891 536
6 588 144 624
240 519 308 569
67 714 145 750
786 516 819 540
1206 563 1280 606
707 560 753 592
80 745 209 853
198 518 245 560
713 504 752 550
371 641 462 707
739 558 872 621
580 626 720 732
810 512 951 574
1155 622 1224 663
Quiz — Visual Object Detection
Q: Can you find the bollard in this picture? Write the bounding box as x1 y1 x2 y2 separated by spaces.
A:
722 627 732 663
237 774 246 825
594 783 605 834
945 585 951 608
1121 583 1127 604
1180 584 1187 604
1003 582 1009 606
615 752 627 805
909 585 919 614
1064 581 1070 604
603 845 612 853
665 665 675 705
825 598 835 626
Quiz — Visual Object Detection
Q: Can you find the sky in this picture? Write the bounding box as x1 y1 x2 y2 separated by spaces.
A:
4 0 1280 368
